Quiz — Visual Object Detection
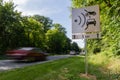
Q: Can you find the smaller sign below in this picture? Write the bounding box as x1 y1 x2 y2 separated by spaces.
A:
72 33 101 39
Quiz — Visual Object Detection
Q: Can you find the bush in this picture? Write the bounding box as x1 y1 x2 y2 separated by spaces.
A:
93 47 101 54
116 49 120 55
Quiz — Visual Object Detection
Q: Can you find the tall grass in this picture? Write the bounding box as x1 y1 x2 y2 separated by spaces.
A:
89 51 120 79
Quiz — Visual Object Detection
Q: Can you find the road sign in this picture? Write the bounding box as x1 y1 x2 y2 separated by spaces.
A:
72 5 100 33
72 33 101 39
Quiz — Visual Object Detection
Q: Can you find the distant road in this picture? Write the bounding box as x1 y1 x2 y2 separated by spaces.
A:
0 55 73 71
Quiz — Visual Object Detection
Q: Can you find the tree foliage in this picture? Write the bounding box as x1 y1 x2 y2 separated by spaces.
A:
71 42 81 52
0 0 73 55
46 23 70 54
0 0 23 52
32 15 53 33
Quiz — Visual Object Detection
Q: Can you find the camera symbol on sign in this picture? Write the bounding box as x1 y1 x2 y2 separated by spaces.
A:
74 9 97 30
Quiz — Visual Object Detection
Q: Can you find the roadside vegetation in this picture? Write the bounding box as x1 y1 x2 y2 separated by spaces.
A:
0 56 120 80
72 0 120 56
0 0 80 56
89 53 120 79
71 0 120 79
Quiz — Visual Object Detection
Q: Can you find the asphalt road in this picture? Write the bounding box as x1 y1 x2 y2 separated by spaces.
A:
0 55 73 71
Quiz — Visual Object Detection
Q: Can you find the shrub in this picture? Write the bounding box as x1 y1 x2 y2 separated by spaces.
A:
93 47 101 54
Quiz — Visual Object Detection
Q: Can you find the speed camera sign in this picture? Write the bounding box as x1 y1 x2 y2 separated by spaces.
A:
72 5 100 33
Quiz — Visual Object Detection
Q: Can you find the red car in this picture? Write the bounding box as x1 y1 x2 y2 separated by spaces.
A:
6 47 48 61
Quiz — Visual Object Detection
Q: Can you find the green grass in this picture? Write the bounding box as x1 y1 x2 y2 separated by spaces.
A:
0 56 120 80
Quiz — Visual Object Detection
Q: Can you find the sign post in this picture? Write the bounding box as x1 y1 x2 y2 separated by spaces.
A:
84 38 88 75
72 5 100 75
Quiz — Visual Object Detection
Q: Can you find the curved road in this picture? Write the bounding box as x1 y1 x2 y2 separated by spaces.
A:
0 55 73 71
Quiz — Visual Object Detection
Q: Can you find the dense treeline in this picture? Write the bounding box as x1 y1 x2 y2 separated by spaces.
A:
71 0 120 55
0 0 80 54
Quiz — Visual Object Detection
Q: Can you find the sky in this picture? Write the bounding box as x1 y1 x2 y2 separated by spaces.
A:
4 0 84 48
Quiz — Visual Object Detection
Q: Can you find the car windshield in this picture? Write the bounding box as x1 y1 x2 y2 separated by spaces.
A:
18 48 33 50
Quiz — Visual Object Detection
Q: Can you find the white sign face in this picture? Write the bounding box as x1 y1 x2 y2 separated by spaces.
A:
72 33 101 39
72 5 100 33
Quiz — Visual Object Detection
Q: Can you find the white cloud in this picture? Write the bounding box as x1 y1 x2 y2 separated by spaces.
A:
13 0 28 5
4 0 28 5
21 8 62 16
4 0 28 12
4 0 63 16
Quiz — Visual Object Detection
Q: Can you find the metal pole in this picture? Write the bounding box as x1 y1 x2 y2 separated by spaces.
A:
84 37 88 75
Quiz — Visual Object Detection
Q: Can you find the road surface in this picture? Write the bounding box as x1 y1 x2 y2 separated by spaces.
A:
0 55 73 71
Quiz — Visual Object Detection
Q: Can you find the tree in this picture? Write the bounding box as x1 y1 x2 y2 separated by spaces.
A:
46 23 68 54
21 16 44 48
32 15 53 33
71 42 80 52
0 0 23 53
0 0 46 54
53 23 66 34
63 38 72 54
45 29 66 54
0 0 72 55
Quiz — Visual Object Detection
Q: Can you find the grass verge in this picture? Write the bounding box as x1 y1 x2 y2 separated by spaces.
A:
0 56 120 80
89 52 120 80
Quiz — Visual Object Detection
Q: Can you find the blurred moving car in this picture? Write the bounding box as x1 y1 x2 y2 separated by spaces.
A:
6 47 48 62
